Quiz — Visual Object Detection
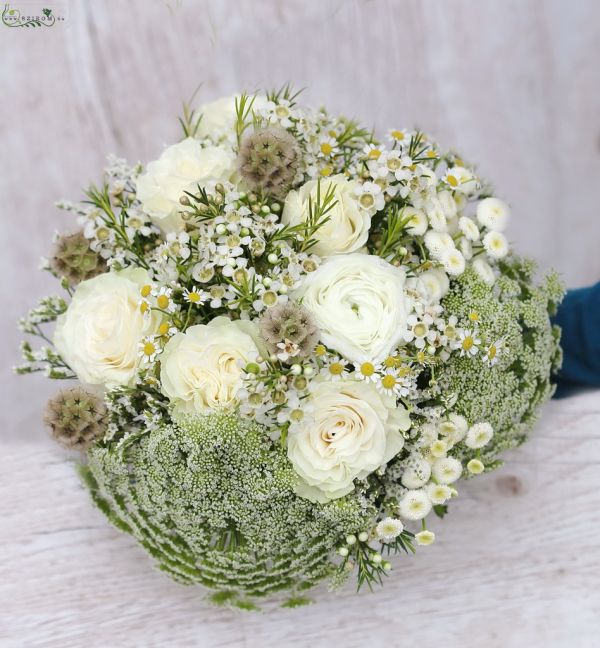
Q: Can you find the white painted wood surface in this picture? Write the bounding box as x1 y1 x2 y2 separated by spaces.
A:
2 1 600 646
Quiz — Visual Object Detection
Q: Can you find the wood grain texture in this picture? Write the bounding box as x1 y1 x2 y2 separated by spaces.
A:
1 1 600 646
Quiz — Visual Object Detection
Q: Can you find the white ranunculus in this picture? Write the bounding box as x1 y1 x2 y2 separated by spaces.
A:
160 317 261 414
296 253 413 364
287 380 410 502
136 137 235 231
194 95 238 141
54 269 161 388
282 174 370 256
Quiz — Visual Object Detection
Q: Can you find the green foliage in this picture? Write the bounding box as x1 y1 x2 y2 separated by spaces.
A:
439 257 564 467
83 411 372 604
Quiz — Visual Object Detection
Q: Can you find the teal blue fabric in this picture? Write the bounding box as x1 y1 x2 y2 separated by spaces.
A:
552 282 600 398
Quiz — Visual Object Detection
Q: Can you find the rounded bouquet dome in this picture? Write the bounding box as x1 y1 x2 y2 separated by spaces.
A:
18 88 563 609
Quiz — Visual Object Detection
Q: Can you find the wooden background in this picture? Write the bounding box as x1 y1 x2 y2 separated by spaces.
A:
1 1 600 646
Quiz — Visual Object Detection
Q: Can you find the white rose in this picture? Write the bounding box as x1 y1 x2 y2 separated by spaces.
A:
136 138 235 231
282 174 370 256
194 95 238 141
54 269 161 388
287 380 410 502
194 94 268 142
296 253 413 364
160 317 261 414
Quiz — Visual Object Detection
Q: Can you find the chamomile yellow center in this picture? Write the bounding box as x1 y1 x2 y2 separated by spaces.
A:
329 362 344 376
315 344 327 356
157 295 170 309
447 174 458 187
462 337 474 351
368 148 382 160
381 374 396 389
143 342 156 356
320 142 333 155
140 284 152 298
360 362 375 377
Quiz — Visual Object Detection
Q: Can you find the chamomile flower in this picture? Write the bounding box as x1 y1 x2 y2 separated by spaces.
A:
483 230 509 259
465 422 494 449
157 321 178 338
138 336 162 364
153 286 177 313
415 530 435 546
443 166 478 195
363 143 383 161
354 361 379 383
376 517 404 542
483 339 505 366
318 136 339 158
457 329 481 357
183 286 208 305
388 128 408 144
322 356 349 381
377 370 407 397
398 489 432 521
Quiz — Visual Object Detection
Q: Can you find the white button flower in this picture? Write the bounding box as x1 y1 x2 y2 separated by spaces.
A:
54 268 162 388
465 422 494 448
398 489 432 520
282 174 370 256
431 456 463 484
287 379 410 503
483 230 509 259
296 253 413 364
477 197 510 231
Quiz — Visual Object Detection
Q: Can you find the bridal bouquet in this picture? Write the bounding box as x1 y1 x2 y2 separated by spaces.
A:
18 87 563 609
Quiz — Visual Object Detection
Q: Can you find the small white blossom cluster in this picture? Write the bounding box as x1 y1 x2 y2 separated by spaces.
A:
19 88 555 600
